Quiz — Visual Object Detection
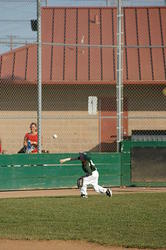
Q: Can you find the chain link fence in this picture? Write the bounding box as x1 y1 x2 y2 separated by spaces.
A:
123 6 166 142
0 0 38 154
0 0 166 154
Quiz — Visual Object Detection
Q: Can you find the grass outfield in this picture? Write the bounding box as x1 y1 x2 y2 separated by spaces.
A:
0 193 165 249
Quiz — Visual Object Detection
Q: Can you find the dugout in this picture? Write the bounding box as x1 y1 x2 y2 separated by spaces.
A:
0 144 165 190
121 130 166 187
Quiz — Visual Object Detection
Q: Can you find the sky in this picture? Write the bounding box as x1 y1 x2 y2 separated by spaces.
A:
0 0 165 54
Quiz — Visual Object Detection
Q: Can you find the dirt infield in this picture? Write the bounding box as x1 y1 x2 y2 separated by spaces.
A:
1 239 164 250
0 187 166 250
0 186 166 199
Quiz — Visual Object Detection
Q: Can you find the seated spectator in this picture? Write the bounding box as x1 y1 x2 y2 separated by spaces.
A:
24 122 38 153
18 122 38 154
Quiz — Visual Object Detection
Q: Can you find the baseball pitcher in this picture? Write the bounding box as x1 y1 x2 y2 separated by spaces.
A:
60 152 112 198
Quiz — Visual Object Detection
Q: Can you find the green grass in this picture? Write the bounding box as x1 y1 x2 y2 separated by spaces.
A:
0 193 166 248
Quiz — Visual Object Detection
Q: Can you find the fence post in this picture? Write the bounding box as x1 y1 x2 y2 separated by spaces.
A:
116 0 123 152
37 0 42 153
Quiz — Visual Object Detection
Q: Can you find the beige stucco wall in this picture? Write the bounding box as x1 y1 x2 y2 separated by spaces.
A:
128 111 166 133
1 110 166 154
1 84 166 154
0 84 114 153
0 111 99 154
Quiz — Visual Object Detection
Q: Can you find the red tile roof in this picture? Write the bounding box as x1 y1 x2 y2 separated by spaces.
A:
0 6 166 84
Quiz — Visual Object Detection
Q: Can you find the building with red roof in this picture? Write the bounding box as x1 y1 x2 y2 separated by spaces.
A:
0 6 166 153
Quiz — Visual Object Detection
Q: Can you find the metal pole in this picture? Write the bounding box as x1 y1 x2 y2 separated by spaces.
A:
37 0 42 153
116 0 123 152
10 35 13 51
99 99 101 152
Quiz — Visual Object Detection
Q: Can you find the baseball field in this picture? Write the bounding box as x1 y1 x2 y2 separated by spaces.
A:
0 188 165 250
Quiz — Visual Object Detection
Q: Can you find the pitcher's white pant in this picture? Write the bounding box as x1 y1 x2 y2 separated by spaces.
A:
80 170 107 196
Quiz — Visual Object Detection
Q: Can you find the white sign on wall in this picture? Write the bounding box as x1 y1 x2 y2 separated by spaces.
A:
88 96 98 115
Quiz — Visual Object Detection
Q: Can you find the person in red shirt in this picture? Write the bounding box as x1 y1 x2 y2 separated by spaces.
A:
24 122 38 153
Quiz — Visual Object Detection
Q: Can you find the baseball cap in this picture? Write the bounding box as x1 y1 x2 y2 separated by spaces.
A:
79 152 90 161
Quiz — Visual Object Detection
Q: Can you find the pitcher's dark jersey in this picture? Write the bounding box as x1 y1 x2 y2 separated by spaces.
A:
71 155 96 175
